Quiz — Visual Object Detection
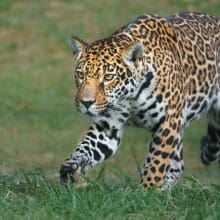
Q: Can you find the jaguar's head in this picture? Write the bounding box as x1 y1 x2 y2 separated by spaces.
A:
70 36 144 117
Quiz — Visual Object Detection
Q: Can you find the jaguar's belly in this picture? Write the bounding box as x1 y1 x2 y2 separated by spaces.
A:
183 87 219 124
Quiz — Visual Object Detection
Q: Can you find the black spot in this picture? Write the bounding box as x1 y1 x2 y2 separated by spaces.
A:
122 112 129 118
153 136 162 145
96 124 104 132
109 128 118 140
166 164 171 172
166 136 174 145
119 118 126 123
147 157 151 163
84 146 92 156
143 170 148 176
154 176 161 182
154 159 160 165
134 72 154 99
120 73 126 80
79 149 85 153
162 128 170 137
156 94 163 103
101 121 110 130
197 96 204 102
198 101 207 114
161 152 169 159
90 140 95 147
181 164 184 171
174 155 181 162
123 90 128 96
151 112 158 118
92 149 101 161
147 95 153 100
154 150 161 156
172 122 177 130
102 111 111 118
169 151 175 159
180 149 183 160
87 132 97 139
191 103 200 110
173 138 179 147
138 111 145 119
165 92 170 98
97 142 113 160
161 86 165 92
150 166 156 173
152 116 166 132
159 163 165 173
146 101 157 111
147 177 152 181
99 134 104 140
186 113 195 122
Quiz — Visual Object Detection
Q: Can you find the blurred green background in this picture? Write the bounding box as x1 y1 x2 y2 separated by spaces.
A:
0 0 219 185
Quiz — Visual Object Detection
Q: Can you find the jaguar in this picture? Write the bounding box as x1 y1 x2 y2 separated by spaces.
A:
60 12 220 189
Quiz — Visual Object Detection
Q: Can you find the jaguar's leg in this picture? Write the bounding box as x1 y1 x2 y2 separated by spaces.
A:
200 106 220 165
60 120 124 185
141 119 184 189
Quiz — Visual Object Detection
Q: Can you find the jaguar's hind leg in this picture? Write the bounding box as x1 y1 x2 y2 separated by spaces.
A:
200 106 220 165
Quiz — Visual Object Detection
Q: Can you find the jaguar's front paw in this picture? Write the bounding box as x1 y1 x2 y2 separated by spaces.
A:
60 156 88 185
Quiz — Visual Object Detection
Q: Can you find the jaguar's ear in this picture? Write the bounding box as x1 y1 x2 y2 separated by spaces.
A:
69 36 87 57
122 42 144 68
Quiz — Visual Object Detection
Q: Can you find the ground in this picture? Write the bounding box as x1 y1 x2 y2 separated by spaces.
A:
0 0 220 219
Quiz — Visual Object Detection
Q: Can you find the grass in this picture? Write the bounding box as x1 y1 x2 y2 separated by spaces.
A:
1 169 220 220
0 0 220 219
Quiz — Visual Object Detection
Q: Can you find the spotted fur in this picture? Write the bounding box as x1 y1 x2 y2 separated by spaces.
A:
60 12 220 189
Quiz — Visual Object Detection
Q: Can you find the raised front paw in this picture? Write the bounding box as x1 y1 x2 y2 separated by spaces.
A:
60 155 88 185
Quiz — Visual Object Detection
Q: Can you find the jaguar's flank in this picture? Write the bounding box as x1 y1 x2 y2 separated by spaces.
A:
60 12 220 189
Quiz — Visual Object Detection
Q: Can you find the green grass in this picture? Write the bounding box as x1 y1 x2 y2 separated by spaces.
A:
1 169 220 220
1 0 220 219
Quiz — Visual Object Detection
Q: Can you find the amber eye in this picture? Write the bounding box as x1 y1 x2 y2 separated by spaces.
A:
76 71 84 80
104 74 115 81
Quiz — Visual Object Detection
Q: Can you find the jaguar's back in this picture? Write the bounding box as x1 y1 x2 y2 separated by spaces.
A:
167 13 220 123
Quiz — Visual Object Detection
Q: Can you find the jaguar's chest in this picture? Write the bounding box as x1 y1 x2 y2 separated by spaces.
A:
128 88 166 130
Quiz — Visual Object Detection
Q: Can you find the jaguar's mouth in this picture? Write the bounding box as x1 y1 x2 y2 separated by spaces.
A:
77 102 122 118
77 105 108 117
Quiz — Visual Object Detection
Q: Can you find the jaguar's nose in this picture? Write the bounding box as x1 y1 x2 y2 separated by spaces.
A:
80 100 95 109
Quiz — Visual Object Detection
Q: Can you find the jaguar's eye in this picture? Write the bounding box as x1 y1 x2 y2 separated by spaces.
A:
104 74 115 81
76 71 84 80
